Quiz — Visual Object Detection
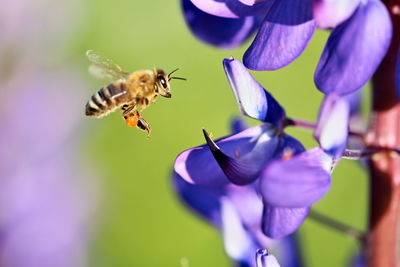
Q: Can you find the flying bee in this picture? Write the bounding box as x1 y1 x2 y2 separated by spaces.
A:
84 50 186 135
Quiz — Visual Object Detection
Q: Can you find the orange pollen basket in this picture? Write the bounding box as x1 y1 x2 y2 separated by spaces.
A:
125 116 138 127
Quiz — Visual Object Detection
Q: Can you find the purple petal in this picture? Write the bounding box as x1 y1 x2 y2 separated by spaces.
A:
189 0 274 18
172 172 225 227
313 0 360 29
243 0 316 70
223 58 286 126
256 249 281 267
262 205 309 238
202 126 280 185
314 0 392 95
260 147 333 208
175 124 276 186
182 0 261 49
221 197 256 262
227 185 264 233
315 94 350 157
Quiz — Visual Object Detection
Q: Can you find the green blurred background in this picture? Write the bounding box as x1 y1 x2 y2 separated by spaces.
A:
67 1 368 266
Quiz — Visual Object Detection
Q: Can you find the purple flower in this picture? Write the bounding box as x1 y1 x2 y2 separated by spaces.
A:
174 58 339 238
174 159 303 266
314 0 392 95
181 0 392 95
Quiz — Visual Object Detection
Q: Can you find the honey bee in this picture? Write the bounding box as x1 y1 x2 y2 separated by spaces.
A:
85 50 185 135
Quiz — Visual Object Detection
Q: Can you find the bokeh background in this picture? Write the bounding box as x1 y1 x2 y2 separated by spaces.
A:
0 0 368 266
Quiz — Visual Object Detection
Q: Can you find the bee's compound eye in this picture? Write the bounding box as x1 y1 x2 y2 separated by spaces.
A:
158 76 167 88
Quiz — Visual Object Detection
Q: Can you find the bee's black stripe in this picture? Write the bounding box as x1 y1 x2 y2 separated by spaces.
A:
91 94 105 109
98 87 112 106
85 101 99 116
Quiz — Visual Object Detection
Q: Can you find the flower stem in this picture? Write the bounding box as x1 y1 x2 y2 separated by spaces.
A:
285 118 364 137
342 149 374 160
285 118 316 129
366 1 400 266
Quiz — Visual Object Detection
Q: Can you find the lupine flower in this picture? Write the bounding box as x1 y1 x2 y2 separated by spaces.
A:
182 0 392 95
174 58 348 238
173 123 302 266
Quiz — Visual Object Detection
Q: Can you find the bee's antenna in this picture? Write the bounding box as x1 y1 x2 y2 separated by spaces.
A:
168 68 180 78
169 76 187 81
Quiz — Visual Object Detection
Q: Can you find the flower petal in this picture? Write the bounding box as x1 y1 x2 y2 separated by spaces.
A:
223 58 286 125
262 205 309 238
256 249 281 267
227 185 264 232
221 197 256 262
260 147 333 208
189 0 274 18
313 0 361 29
315 93 350 157
314 0 392 95
175 125 276 186
202 126 280 185
173 172 225 226
182 0 261 49
243 0 316 70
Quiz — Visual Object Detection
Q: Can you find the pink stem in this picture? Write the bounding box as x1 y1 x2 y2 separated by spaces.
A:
366 1 400 266
285 118 364 137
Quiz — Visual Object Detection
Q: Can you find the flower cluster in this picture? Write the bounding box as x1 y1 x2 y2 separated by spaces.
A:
173 57 357 265
176 1 396 265
182 0 392 95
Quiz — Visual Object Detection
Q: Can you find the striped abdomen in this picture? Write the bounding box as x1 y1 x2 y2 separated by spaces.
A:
85 82 130 117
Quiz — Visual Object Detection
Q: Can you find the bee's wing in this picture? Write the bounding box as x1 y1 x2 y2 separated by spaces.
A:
86 50 129 80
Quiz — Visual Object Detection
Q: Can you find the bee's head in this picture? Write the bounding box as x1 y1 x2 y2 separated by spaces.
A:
154 69 171 98
154 68 186 98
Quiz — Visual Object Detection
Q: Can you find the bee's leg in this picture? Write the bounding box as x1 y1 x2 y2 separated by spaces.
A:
121 104 139 127
133 111 151 136
121 104 134 114
137 116 151 136
122 109 151 136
